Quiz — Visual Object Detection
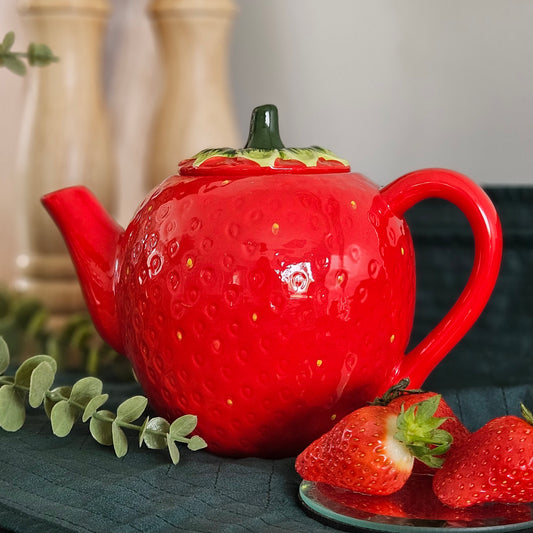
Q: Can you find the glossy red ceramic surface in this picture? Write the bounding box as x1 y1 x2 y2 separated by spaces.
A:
41 105 502 457
42 164 502 458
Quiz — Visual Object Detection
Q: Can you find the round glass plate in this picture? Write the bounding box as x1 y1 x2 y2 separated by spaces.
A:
299 475 533 532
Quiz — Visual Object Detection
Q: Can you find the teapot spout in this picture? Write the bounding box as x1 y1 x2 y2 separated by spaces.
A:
42 186 124 354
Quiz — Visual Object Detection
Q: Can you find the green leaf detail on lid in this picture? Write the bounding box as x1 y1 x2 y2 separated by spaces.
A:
191 145 349 169
188 105 349 170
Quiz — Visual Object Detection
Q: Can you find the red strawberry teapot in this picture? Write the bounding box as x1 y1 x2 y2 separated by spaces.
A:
42 105 502 458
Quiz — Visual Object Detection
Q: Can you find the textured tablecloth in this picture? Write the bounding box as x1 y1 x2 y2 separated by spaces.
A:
1 187 532 532
0 379 531 533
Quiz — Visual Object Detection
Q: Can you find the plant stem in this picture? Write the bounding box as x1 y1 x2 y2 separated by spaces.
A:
8 380 177 441
0 346 206 461
47 387 172 437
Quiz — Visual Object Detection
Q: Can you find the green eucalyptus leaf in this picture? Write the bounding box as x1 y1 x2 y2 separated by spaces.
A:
0 384 26 431
138 416 149 447
89 410 115 446
167 434 180 465
412 394 441 420
50 400 78 437
27 42 58 66
82 393 109 422
187 435 208 451
0 337 10 375
141 416 169 449
116 395 147 423
69 376 103 408
28 361 55 408
44 385 72 418
112 421 128 458
2 32 15 52
169 414 198 439
15 355 57 388
3 55 26 76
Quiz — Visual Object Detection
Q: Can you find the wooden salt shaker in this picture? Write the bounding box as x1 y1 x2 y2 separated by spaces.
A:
147 0 240 188
15 0 115 325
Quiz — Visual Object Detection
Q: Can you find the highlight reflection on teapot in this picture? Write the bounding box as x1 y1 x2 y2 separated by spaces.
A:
42 105 502 458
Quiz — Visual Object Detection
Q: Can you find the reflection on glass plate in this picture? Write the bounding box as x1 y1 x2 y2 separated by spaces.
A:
299 474 533 532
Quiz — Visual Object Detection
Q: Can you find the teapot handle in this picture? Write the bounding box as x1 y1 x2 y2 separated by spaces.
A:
380 168 502 389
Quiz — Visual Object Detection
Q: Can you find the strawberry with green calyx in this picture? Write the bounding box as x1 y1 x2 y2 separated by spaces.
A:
295 395 452 496
373 379 471 474
433 404 533 508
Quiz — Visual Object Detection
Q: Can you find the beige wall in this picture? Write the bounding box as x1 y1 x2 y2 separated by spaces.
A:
1 0 533 284
231 0 533 185
0 1 25 284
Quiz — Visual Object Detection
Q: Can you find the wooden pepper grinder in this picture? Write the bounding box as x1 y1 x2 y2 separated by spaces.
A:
15 0 115 326
147 0 240 188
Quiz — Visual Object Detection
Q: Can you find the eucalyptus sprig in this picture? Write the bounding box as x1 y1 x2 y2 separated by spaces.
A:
0 31 58 76
0 337 207 463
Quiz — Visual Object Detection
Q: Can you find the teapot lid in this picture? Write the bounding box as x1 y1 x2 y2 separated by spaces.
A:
178 104 350 176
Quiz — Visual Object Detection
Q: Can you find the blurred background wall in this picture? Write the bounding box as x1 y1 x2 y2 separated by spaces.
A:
1 0 532 284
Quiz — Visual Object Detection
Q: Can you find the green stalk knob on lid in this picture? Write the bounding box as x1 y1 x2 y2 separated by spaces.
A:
244 104 285 150
179 104 350 175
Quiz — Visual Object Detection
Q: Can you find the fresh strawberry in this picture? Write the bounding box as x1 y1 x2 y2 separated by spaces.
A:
373 380 471 474
295 395 452 496
433 404 533 508
388 392 469 446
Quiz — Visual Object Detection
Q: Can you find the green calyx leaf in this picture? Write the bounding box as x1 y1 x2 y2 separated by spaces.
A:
371 378 425 406
190 146 349 170
395 395 452 468
521 404 533 426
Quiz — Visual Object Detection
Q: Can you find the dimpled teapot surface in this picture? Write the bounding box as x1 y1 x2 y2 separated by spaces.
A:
42 105 502 457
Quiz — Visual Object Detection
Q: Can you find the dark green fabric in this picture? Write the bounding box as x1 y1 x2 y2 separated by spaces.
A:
0 380 531 533
407 187 533 389
0 186 532 532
